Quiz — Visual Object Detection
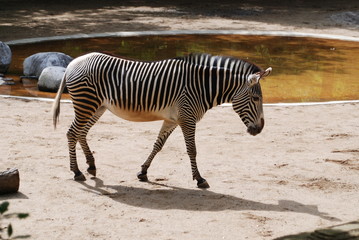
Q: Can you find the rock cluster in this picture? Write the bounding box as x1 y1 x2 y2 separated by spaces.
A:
21 52 73 92
0 46 73 91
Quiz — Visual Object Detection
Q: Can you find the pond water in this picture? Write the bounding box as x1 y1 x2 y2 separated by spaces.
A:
2 34 359 103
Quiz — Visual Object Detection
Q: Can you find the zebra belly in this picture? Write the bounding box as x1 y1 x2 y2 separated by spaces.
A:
106 104 179 123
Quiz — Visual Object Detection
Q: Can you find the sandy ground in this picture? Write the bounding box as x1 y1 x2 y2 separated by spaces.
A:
0 1 359 239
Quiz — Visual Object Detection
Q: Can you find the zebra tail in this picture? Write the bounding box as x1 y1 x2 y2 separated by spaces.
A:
51 73 67 129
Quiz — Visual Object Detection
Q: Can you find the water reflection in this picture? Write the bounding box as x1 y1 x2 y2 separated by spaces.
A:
3 34 359 102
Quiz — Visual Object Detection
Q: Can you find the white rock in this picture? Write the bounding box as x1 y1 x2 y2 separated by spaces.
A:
38 66 66 92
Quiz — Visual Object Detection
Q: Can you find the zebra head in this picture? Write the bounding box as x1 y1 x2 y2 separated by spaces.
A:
232 67 272 136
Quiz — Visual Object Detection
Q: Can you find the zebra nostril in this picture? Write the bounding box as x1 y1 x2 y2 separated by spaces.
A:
247 119 264 136
247 124 258 136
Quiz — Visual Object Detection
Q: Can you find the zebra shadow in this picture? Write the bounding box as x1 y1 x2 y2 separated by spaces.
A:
78 178 339 221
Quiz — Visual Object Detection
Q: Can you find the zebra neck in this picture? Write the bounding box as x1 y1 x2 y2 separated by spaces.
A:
194 64 243 109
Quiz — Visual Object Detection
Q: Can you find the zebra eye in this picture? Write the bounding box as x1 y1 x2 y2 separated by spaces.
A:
252 96 260 101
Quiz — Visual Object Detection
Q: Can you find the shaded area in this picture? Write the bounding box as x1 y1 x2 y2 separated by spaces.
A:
78 178 339 221
0 0 358 42
0 192 29 200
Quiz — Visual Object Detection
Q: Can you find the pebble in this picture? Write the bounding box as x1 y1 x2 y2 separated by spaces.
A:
0 76 15 85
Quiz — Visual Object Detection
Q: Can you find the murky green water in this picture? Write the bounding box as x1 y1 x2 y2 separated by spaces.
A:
3 34 359 103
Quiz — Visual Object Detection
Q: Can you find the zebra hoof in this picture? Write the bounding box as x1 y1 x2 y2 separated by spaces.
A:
87 167 96 177
197 179 210 189
137 171 148 182
74 172 86 181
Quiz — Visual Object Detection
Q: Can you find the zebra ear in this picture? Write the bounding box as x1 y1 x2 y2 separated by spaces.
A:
247 67 272 86
260 67 272 78
247 72 261 86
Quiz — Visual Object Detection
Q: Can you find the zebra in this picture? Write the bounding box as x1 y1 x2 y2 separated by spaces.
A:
52 52 272 188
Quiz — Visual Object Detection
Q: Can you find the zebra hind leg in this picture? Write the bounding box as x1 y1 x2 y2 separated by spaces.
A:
137 120 177 182
79 106 106 177
67 123 87 181
67 99 101 181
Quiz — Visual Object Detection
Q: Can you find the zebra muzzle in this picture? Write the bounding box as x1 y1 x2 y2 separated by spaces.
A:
247 118 264 136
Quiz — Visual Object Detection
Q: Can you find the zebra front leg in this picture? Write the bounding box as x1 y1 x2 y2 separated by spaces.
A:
180 121 210 189
137 120 177 182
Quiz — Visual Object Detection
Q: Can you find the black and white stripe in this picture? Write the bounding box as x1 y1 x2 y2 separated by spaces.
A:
52 52 271 188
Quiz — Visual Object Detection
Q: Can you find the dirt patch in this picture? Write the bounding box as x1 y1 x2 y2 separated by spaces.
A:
300 177 356 192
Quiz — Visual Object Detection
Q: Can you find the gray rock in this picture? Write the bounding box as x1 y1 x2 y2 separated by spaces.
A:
38 66 66 92
331 11 359 27
23 52 72 78
0 42 12 74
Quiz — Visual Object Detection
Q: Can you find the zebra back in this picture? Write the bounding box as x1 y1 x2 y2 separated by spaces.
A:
65 52 262 113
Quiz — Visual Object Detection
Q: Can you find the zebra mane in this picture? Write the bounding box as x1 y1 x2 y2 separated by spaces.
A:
175 53 262 72
99 52 261 73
